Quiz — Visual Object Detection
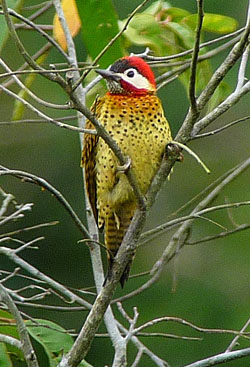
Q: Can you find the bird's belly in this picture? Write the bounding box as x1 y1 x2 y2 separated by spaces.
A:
97 137 163 210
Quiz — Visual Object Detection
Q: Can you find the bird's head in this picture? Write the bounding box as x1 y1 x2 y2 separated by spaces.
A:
96 56 156 96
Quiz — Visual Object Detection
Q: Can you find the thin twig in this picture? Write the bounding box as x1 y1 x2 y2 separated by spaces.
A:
131 316 250 339
0 203 33 227
191 81 250 136
115 157 250 303
144 27 245 62
0 333 22 349
156 34 241 86
0 221 59 238
0 283 39 367
1 0 67 87
0 58 70 110
0 65 96 80
117 321 169 367
1 42 52 89
0 167 89 237
0 8 68 60
193 115 250 138
176 19 250 143
189 0 204 116
225 318 250 353
0 187 15 217
187 222 250 245
0 83 96 135
0 246 92 309
183 347 250 367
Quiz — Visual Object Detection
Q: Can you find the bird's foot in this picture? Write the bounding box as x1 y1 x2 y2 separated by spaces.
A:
165 143 184 162
117 156 132 173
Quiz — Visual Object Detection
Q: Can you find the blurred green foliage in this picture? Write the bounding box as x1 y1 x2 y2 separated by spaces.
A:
0 0 250 366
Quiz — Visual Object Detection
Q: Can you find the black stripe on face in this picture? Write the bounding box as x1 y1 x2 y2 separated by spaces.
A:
110 59 138 74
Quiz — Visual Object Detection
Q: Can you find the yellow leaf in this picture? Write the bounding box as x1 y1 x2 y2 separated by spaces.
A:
53 0 81 51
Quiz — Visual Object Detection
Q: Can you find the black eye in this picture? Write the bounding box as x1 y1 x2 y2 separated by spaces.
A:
127 70 135 78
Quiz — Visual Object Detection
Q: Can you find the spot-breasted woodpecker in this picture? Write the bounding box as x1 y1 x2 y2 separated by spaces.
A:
81 56 172 287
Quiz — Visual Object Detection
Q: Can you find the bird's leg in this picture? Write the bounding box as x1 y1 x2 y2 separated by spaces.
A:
117 156 132 173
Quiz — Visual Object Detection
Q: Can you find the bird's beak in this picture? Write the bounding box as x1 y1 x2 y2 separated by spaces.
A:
95 68 121 82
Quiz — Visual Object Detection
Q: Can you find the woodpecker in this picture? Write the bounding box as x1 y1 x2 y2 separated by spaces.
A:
82 56 172 287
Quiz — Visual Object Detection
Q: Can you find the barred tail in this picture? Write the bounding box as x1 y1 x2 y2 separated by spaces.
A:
105 202 136 287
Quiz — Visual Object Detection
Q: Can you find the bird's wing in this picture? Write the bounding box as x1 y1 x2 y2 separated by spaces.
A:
81 98 104 223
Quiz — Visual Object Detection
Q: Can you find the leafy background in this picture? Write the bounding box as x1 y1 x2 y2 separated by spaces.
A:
0 0 250 366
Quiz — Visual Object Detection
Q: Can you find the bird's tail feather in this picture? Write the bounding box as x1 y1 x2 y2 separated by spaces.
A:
105 202 136 287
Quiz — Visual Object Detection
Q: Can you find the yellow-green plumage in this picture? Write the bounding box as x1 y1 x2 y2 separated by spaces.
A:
81 57 172 286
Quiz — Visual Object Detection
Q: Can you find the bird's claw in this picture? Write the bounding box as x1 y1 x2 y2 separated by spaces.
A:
165 143 184 162
117 156 132 173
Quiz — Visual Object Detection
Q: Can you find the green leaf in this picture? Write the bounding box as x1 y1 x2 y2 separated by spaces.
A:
26 319 92 367
0 0 24 52
0 343 13 367
143 0 171 16
160 7 191 22
26 319 72 366
121 13 168 55
166 22 195 49
0 309 24 363
182 13 238 34
76 0 123 67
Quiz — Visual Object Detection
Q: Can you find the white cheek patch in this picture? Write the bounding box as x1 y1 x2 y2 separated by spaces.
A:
118 72 153 91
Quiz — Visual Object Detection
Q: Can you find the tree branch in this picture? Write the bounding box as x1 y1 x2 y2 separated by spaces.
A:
0 283 39 367
176 15 250 142
0 167 89 238
183 347 250 367
189 0 204 116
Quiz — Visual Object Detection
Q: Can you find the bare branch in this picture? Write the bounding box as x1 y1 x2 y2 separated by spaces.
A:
156 34 242 87
235 2 250 92
0 83 96 134
0 167 89 237
115 157 250 302
176 17 250 142
1 0 67 87
235 44 249 92
0 203 33 227
183 347 250 367
0 187 15 217
0 333 22 349
0 283 39 367
140 200 250 244
0 220 59 239
189 0 204 116
131 316 250 340
193 115 250 139
0 246 92 309
1 42 52 89
144 27 245 62
117 321 169 367
0 58 70 110
187 222 250 245
226 318 250 353
15 1 53 27
0 8 68 60
191 80 250 136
